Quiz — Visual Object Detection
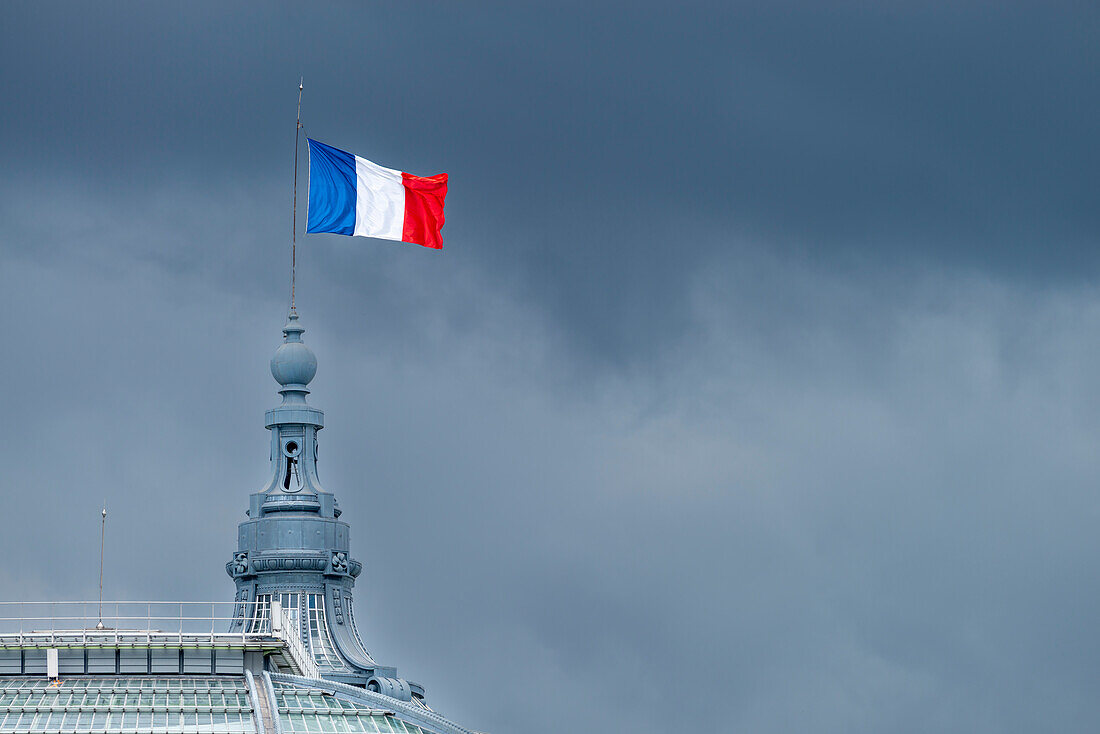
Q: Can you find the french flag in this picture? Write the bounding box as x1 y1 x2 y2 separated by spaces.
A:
305 138 448 249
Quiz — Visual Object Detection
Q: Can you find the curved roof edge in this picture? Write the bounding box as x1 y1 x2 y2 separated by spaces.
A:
270 673 477 734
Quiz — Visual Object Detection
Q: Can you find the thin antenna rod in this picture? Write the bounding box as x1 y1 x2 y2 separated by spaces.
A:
96 505 106 630
291 78 304 310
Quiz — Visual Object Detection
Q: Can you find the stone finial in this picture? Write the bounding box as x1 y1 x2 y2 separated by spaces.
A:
271 309 318 387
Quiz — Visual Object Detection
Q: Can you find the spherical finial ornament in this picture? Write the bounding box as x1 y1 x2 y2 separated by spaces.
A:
271 310 318 387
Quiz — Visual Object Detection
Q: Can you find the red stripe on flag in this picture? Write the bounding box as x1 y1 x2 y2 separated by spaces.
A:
401 172 448 249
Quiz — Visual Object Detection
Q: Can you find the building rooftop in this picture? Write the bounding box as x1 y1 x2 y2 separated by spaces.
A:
0 312 480 734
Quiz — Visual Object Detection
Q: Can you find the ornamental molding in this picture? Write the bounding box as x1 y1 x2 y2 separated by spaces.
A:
231 552 249 575
234 588 250 625
322 552 361 578
251 554 328 572
332 589 344 625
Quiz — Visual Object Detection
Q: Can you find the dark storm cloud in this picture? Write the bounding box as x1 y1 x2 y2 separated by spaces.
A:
5 2 1098 367
1 3 1099 733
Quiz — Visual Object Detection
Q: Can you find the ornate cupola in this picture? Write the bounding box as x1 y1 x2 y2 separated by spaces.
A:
228 309 420 699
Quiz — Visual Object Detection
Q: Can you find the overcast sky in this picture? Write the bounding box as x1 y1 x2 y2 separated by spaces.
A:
2 2 1100 732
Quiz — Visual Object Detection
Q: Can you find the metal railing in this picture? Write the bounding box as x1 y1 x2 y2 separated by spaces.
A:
270 601 320 680
0 601 269 647
0 600 323 679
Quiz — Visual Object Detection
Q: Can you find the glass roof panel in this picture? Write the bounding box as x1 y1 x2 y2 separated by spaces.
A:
269 681 438 734
0 676 254 733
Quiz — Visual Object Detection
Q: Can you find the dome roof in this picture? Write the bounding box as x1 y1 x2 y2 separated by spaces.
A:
270 310 317 387
0 676 256 733
0 673 467 734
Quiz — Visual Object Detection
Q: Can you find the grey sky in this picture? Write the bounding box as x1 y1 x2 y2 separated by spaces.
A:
2 2 1099 732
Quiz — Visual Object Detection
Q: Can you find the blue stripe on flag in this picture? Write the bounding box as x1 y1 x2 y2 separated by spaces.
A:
306 139 356 235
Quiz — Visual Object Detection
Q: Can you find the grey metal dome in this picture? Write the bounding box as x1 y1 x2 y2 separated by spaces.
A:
229 310 422 696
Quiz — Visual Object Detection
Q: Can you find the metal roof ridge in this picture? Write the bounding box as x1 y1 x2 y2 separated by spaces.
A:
269 673 476 734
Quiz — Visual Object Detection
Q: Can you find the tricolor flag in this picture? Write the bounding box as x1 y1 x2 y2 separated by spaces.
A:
305 138 448 249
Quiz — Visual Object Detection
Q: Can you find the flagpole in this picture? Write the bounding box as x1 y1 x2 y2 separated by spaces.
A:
96 505 106 630
291 78 304 311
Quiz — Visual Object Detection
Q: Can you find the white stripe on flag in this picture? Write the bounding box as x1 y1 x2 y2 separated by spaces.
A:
353 155 405 240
